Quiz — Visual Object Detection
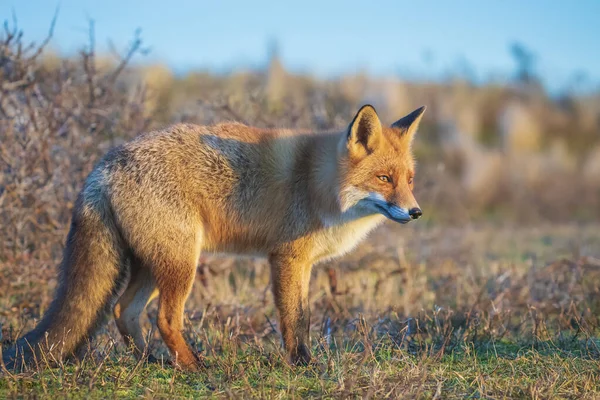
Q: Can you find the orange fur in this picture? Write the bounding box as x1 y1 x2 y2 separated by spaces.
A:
3 105 425 370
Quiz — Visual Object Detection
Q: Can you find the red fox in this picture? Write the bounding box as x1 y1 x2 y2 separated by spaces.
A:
3 104 425 371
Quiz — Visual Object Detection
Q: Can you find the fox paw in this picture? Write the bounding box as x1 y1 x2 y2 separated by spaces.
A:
291 345 312 366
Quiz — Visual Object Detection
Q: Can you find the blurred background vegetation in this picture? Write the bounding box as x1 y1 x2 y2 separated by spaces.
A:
3 14 599 230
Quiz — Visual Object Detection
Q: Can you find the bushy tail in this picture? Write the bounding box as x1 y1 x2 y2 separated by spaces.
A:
2 197 126 370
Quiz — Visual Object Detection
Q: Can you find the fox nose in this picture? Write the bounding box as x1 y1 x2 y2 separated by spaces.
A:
409 208 422 220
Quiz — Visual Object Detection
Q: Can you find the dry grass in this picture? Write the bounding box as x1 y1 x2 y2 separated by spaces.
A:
2 223 600 398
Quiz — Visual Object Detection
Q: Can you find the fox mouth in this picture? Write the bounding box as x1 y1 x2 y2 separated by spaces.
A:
374 204 411 224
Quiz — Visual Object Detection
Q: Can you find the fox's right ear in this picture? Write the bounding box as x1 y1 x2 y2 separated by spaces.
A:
391 106 426 143
346 105 382 159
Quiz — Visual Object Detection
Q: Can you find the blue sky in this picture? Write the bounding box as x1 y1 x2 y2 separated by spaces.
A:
2 1 599 91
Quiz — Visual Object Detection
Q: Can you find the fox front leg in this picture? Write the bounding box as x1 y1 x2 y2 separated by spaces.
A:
269 254 313 365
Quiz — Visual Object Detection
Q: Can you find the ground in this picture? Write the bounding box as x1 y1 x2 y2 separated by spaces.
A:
1 222 600 399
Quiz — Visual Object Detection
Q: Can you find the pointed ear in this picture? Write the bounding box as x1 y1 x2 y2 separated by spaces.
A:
391 106 426 142
346 105 382 159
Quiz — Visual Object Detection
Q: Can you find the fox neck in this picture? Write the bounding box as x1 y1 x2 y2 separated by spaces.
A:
307 131 375 226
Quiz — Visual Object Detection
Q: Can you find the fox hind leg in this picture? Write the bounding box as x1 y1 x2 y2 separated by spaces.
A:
114 260 158 360
153 258 202 371
115 255 201 370
116 212 203 371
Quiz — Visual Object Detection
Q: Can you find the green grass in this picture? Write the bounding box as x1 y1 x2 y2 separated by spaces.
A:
2 340 599 399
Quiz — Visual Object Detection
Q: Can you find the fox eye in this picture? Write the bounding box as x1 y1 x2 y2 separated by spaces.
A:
408 177 414 185
377 175 392 183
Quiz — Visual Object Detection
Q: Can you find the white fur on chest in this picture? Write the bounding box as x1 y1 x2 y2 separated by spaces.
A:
312 211 385 263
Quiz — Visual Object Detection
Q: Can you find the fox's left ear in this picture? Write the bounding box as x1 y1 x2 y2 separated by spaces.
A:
346 104 383 159
391 106 426 143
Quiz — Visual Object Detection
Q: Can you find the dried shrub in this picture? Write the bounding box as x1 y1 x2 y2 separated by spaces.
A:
0 19 150 316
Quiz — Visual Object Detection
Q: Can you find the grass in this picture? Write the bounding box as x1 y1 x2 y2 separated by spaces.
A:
2 341 599 398
2 222 600 398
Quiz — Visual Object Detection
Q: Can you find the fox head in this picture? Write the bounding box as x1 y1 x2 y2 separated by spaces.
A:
337 105 426 223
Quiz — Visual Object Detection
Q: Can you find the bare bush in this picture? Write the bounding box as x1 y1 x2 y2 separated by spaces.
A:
0 19 150 316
